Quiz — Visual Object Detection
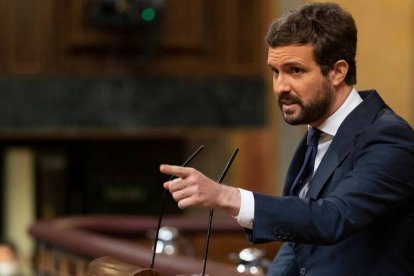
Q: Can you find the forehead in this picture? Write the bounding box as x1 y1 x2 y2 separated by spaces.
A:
267 44 317 67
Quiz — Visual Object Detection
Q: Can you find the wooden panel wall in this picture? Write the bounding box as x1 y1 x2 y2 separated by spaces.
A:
0 0 56 74
0 0 270 77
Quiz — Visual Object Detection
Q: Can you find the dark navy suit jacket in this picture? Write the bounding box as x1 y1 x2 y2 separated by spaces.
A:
247 91 414 275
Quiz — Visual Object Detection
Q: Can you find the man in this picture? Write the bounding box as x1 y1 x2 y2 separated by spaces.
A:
160 2 414 275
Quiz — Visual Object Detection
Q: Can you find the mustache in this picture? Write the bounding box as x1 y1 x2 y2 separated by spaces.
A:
278 93 302 105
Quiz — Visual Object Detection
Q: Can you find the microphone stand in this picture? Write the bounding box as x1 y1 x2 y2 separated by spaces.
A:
150 145 205 269
201 148 239 276
87 146 205 276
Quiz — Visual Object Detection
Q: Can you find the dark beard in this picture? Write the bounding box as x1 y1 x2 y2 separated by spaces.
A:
278 79 334 125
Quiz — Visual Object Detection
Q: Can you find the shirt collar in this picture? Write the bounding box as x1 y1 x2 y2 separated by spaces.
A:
317 88 363 137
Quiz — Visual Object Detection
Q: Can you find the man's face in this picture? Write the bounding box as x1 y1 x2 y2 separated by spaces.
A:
268 44 335 126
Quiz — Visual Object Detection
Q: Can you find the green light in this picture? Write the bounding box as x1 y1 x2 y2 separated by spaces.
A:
141 8 156 22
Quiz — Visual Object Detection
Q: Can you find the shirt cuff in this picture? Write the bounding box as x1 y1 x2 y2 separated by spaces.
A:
235 188 254 229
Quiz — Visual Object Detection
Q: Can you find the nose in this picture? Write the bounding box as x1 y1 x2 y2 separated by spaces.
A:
273 73 291 96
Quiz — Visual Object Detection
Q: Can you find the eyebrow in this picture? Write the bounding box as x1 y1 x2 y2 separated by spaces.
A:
267 61 306 69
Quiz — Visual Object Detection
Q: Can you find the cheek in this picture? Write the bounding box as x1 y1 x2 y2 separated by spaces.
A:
291 80 312 100
298 77 325 99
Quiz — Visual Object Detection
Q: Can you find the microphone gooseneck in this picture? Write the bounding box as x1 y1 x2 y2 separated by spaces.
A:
201 148 239 276
150 145 205 269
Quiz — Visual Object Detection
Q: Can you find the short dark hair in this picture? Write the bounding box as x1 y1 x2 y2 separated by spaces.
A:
266 2 357 85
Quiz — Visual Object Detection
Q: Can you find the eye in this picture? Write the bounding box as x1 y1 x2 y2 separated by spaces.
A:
270 67 279 75
291 67 304 75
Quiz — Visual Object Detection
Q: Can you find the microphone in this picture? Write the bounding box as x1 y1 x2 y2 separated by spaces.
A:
150 145 205 269
201 148 239 276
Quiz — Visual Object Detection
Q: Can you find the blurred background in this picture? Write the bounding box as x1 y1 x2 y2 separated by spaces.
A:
0 0 413 274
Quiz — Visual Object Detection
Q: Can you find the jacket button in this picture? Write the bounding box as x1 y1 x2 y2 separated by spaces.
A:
300 267 307 275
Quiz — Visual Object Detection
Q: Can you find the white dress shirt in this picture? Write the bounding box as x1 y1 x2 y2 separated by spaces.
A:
236 88 363 229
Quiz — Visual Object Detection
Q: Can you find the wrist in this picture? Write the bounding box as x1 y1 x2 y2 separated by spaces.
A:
217 185 241 216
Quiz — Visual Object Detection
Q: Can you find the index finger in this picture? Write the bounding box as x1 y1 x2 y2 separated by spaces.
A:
160 164 192 179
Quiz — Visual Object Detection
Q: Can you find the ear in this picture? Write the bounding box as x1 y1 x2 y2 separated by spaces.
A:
330 60 349 86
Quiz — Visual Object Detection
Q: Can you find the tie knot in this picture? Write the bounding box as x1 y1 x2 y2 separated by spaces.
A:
307 127 321 147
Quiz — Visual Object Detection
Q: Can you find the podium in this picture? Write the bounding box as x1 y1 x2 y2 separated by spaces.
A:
28 215 254 276
87 257 160 276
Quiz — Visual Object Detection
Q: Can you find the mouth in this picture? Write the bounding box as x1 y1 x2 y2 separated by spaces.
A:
282 103 298 115
279 94 301 114
281 99 297 106
280 95 300 106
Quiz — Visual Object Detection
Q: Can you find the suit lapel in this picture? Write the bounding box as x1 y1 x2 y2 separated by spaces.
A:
283 135 307 196
307 131 354 198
